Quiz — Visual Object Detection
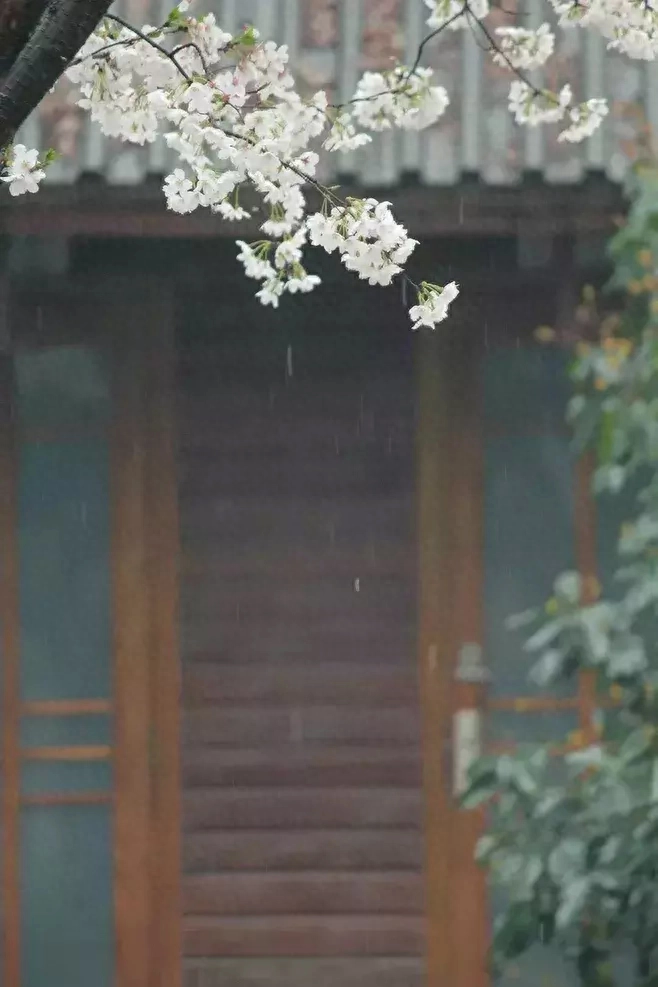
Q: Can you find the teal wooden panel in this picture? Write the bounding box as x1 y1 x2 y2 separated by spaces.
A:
18 440 111 701
483 348 569 434
20 714 112 748
20 803 114 987
484 433 575 696
486 710 577 746
15 346 110 428
21 761 112 797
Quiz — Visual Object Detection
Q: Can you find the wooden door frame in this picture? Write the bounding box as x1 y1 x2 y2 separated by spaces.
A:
0 276 181 987
416 327 488 987
417 273 600 987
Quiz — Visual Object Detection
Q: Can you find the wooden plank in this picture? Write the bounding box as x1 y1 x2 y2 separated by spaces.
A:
180 455 411 500
111 298 152 987
183 708 420 747
181 624 414 665
182 746 422 789
0 347 21 987
184 789 422 831
449 340 489 987
183 662 418 707
181 554 414 582
415 329 453 985
183 915 424 957
182 585 415 626
183 872 423 916
144 287 182 987
21 698 112 716
183 829 423 873
21 745 112 761
182 957 424 987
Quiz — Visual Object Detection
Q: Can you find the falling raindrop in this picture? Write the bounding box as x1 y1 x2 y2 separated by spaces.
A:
286 344 293 379
354 578 360 593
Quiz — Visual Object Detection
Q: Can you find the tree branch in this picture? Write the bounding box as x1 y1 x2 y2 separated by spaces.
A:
0 0 49 80
0 0 114 150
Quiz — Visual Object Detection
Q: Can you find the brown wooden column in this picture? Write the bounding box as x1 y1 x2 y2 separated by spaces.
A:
448 339 489 987
143 287 182 987
416 329 455 987
112 299 153 987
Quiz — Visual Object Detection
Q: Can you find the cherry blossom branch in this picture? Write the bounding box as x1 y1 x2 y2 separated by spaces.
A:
467 3 543 96
106 12 192 82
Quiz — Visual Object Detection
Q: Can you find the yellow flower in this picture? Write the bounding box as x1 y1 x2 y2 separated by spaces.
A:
628 279 644 295
568 729 585 748
638 248 653 267
545 597 559 615
602 337 632 357
610 684 624 701
535 325 556 344
594 377 609 391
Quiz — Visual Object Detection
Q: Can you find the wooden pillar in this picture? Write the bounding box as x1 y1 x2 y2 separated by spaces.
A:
449 340 489 987
144 287 182 987
416 329 454 987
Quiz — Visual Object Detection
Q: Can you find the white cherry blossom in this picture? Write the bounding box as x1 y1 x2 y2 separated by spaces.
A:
509 81 572 126
493 24 555 70
558 98 609 142
0 144 45 195
424 0 489 31
5 0 658 329
409 281 460 330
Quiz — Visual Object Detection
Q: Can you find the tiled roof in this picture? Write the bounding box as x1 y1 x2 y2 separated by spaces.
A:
18 0 651 186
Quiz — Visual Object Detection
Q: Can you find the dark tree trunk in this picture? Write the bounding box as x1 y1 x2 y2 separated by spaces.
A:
0 0 49 79
0 0 114 152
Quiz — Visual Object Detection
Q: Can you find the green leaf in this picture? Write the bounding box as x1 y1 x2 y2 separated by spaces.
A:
618 726 651 765
556 875 591 929
234 24 258 47
491 902 539 960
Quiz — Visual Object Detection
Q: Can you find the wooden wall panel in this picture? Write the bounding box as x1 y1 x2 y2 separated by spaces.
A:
182 958 424 987
177 288 422 984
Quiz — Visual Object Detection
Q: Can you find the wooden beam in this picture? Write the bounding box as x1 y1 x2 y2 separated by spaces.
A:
449 338 489 987
0 178 625 238
0 336 20 987
20 745 112 761
416 329 454 987
111 297 152 987
144 285 182 987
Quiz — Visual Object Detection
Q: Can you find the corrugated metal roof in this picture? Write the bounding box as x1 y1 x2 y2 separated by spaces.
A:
17 0 651 187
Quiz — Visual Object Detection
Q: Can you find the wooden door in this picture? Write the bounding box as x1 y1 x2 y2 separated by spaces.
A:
417 287 599 987
0 281 181 987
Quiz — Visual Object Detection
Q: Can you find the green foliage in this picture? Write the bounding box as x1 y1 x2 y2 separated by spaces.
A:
464 157 658 985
